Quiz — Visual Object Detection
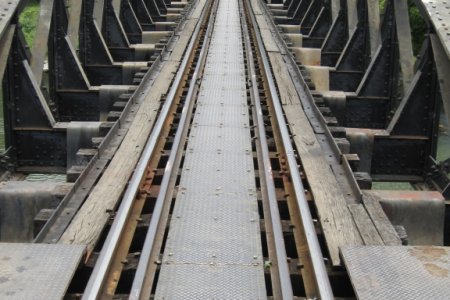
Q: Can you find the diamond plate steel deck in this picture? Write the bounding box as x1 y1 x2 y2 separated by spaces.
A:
154 0 266 298
0 243 85 299
341 246 450 300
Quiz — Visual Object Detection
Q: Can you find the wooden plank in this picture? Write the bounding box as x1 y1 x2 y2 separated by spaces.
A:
169 0 206 61
267 54 363 266
253 13 281 54
250 0 263 15
348 204 384 246
255 15 270 29
58 1 207 253
268 54 297 105
59 62 177 251
362 194 402 246
170 20 197 61
251 0 364 263
283 101 363 266
191 0 206 19
260 28 279 53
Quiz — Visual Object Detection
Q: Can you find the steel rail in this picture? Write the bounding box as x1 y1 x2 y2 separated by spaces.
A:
245 0 334 298
240 0 294 298
81 1 211 298
129 0 217 298
34 0 197 244
256 0 362 201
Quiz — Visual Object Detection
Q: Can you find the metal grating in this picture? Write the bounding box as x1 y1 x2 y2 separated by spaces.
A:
341 246 450 300
154 0 267 298
0 243 85 300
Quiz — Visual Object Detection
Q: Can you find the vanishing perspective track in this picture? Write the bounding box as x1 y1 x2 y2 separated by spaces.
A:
64 0 338 298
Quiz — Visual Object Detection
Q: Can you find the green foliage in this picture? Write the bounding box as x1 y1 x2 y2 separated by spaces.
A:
19 0 40 46
408 0 426 55
379 0 427 55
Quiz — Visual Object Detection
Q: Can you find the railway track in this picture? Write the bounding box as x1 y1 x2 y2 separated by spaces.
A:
64 0 343 298
0 0 449 299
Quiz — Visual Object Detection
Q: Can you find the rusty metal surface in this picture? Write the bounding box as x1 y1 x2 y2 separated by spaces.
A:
0 243 85 299
82 1 210 298
154 0 266 298
365 190 445 245
342 246 450 300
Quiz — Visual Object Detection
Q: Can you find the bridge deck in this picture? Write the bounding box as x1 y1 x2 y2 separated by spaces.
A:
154 0 267 298
342 246 450 299
0 243 85 300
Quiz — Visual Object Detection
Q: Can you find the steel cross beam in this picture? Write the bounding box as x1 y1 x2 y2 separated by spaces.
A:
0 0 184 173
265 0 446 195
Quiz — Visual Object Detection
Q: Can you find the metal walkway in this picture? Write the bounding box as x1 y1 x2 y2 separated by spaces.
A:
341 246 450 300
154 0 267 298
0 243 85 300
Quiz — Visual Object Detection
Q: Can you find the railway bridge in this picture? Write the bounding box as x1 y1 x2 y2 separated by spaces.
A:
0 0 449 298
